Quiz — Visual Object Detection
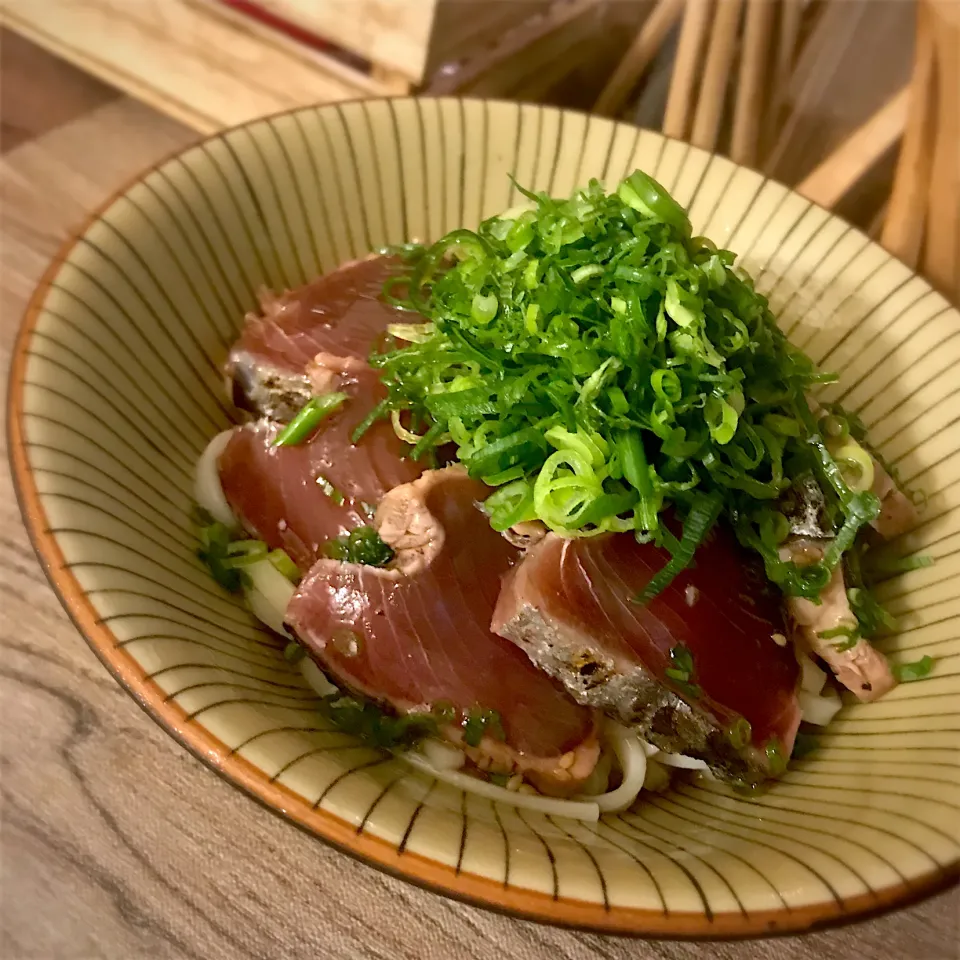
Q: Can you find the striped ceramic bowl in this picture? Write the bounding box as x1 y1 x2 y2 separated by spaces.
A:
9 98 959 937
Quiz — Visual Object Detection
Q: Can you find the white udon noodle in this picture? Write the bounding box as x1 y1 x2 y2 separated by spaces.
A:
194 429 238 527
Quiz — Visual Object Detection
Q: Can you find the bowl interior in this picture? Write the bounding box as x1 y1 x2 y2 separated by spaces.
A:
10 98 960 936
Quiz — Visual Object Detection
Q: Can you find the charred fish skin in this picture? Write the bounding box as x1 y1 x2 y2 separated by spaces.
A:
226 350 312 422
779 472 832 539
498 603 768 786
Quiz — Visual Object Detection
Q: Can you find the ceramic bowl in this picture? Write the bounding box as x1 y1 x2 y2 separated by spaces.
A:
9 98 959 937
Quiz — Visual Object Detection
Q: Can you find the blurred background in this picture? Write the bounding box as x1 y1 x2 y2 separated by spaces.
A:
1 0 957 303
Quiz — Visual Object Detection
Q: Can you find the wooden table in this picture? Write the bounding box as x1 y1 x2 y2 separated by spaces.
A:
1 32 957 960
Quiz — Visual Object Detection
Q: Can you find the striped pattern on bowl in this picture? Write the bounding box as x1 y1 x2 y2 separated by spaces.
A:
9 98 959 937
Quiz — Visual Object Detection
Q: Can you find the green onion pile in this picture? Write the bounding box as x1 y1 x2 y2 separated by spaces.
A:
368 170 888 603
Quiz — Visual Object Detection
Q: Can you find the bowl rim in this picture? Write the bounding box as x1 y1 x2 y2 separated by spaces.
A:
8 95 959 939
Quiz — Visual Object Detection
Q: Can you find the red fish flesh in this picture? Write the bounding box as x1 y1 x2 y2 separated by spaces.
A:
227 256 407 420
492 528 802 784
218 369 423 571
286 468 601 795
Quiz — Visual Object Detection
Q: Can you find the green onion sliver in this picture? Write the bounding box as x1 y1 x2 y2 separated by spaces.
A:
222 539 268 568
274 393 347 447
638 491 723 602
268 548 301 583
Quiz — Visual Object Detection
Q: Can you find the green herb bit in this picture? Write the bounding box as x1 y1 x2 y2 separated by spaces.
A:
727 717 753 750
765 738 788 776
320 694 437 749
791 732 819 760
863 546 934 578
431 700 458 725
223 539 268 568
316 474 346 506
268 548 301 583
196 520 245 593
274 393 347 447
638 493 723 602
847 586 897 638
892 655 935 683
664 644 702 699
324 526 396 567
350 398 390 444
817 624 860 652
488 772 513 788
283 641 305 663
462 707 506 748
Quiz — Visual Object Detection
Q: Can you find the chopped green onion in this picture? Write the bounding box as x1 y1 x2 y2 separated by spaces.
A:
387 322 435 343
316 475 346 506
847 586 897 637
462 707 506 747
791 733 819 760
639 492 723 602
223 539 268 568
274 393 347 446
727 717 753 750
196 520 245 593
320 693 438 749
370 170 926 600
617 170 691 235
268 549 301 583
324 526 396 567
818 624 860 652
892 655 935 683
765 738 788 776
350 398 390 444
283 641 305 663
862 547 934 578
471 292 498 324
664 644 702 699
485 479 537 531
572 264 605 284
819 414 849 440
833 441 875 493
617 431 658 532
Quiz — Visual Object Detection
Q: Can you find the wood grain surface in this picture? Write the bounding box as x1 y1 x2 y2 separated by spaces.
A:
1 34 957 960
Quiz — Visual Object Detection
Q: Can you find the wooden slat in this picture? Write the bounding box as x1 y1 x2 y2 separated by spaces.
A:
593 0 683 118
426 1 549 79
795 86 908 211
245 0 437 82
765 0 914 187
662 0 713 140
425 0 601 96
0 27 119 153
765 0 803 133
921 0 960 301
881 1 937 269
690 0 743 151
730 0 774 166
0 0 385 134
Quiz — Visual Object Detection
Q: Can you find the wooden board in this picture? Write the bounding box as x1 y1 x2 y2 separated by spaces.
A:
0 0 387 133
252 0 436 82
